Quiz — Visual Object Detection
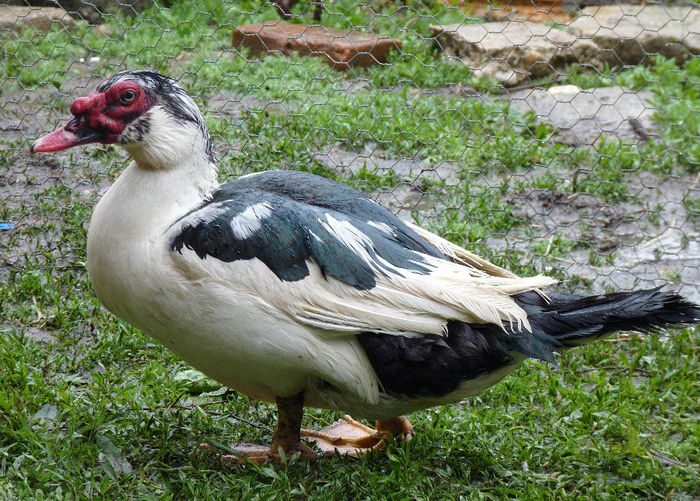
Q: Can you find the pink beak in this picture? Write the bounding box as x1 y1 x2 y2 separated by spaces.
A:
31 129 83 154
30 119 106 154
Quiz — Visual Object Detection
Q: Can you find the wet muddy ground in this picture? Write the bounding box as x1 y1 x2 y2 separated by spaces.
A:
306 129 699 302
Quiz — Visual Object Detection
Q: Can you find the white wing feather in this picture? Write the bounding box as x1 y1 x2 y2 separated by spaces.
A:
171 240 555 338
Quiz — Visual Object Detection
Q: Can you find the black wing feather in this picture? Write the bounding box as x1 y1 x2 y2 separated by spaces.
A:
170 171 441 290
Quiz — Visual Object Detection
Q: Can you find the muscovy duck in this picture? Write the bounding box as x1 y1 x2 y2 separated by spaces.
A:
31 71 700 462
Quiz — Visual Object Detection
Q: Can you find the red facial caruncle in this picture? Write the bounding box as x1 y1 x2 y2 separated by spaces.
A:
31 80 156 154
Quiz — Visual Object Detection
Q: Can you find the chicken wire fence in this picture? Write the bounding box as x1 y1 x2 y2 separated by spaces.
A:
1 0 698 314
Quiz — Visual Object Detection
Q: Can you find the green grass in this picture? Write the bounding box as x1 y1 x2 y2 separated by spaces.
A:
1 263 698 499
1 0 699 498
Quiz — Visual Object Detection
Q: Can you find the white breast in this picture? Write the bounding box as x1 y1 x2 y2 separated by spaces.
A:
85 162 379 406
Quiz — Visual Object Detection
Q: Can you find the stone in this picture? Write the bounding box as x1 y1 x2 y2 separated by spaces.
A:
466 4 573 24
232 22 402 70
5 1 152 25
430 22 601 86
0 6 74 33
567 5 700 65
507 85 657 145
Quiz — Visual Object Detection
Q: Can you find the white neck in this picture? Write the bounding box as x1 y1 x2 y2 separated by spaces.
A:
93 106 219 236
122 106 214 174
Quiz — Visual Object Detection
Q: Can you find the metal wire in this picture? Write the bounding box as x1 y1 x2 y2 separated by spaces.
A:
0 0 697 305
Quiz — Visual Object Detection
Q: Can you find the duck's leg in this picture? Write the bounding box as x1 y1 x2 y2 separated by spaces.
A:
270 394 318 460
207 393 318 464
201 397 414 463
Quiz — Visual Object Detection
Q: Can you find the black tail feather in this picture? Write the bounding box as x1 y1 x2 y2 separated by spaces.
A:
514 287 700 349
358 288 698 398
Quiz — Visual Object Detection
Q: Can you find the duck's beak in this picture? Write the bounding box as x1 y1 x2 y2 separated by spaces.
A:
30 117 105 154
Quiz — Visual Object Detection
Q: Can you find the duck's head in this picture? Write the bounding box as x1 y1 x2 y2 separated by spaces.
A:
31 70 215 169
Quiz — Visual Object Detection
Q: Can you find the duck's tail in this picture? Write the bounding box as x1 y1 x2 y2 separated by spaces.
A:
510 287 699 354
357 287 698 398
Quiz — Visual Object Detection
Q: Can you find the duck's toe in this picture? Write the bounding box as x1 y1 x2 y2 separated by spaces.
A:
195 441 319 464
302 414 414 456
302 415 383 456
194 400 415 463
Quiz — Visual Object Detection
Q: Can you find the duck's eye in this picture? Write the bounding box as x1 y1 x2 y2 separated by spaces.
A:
120 90 137 105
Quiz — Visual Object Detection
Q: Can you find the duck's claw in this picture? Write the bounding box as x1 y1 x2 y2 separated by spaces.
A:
376 415 415 441
302 415 384 456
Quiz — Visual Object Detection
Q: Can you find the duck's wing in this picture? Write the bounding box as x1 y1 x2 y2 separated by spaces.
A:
230 171 522 279
168 171 555 337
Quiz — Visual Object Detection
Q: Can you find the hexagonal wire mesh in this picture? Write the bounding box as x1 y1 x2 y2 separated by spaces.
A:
0 0 698 332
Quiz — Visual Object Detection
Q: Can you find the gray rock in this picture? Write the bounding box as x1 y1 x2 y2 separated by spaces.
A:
567 5 700 65
508 85 657 145
0 5 74 33
430 22 602 86
431 6 699 83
